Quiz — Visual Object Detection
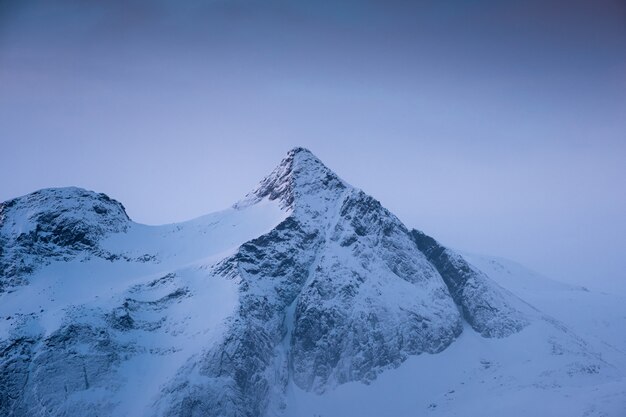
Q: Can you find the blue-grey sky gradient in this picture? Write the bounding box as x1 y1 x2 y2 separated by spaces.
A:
1 0 625 292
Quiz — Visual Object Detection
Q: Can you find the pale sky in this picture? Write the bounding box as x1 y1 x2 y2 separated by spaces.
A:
1 0 625 293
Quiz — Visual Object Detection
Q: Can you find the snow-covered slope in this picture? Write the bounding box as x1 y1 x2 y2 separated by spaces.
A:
464 253 626 376
1 148 624 417
0 186 287 416
286 255 626 417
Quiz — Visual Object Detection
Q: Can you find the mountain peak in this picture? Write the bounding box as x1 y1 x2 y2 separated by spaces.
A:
283 146 328 171
235 147 347 210
0 187 131 291
0 187 130 230
287 146 313 156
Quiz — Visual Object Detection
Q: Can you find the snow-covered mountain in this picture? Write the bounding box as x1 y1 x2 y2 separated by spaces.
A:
1 147 624 416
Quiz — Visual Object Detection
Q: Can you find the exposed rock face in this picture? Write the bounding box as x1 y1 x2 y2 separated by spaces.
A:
409 230 528 337
290 189 462 393
0 148 533 417
0 336 38 416
0 324 130 417
0 187 130 291
159 216 322 417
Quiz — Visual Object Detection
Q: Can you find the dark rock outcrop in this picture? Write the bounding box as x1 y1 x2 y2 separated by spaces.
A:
410 229 528 337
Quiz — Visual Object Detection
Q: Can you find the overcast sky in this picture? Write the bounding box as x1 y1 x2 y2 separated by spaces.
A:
1 0 625 293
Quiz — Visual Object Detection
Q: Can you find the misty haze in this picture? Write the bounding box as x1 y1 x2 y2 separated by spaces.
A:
1 1 625 416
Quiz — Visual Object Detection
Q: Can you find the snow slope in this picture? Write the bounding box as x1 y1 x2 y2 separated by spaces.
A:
1 148 624 417
0 189 287 416
465 253 626 376
286 255 626 417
